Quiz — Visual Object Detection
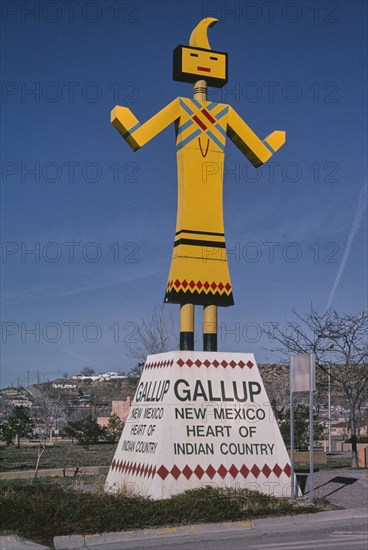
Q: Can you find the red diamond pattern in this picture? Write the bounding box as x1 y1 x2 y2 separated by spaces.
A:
240 465 250 478
194 465 205 479
251 465 261 478
111 461 291 482
157 465 169 480
174 358 252 370
182 465 193 480
229 464 239 479
166 279 232 295
175 358 257 369
217 464 227 479
171 465 181 480
145 359 174 370
206 465 216 479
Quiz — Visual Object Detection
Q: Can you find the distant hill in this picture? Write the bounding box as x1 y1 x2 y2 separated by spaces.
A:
0 375 140 422
35 364 289 403
0 364 291 419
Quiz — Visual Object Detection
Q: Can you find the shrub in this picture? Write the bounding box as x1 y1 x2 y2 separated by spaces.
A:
0 481 316 547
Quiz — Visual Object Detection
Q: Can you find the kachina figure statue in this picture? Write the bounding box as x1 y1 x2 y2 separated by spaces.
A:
111 18 285 352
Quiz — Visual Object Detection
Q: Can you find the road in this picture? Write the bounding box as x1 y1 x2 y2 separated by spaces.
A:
82 515 368 550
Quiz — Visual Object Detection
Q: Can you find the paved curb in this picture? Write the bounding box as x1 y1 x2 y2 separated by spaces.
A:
0 535 50 549
53 507 368 549
53 522 252 549
0 467 109 481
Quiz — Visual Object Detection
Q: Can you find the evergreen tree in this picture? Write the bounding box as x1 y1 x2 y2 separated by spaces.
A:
64 415 102 449
102 414 124 443
0 406 35 447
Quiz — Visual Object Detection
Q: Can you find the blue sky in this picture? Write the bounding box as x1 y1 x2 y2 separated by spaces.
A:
1 0 367 387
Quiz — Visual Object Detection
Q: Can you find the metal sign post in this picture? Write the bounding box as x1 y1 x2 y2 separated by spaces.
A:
290 353 316 503
289 360 295 498
309 353 315 503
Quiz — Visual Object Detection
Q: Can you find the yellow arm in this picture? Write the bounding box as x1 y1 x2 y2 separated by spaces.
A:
111 98 180 151
227 106 285 168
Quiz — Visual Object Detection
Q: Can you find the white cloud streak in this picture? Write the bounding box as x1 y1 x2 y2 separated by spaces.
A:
326 184 367 311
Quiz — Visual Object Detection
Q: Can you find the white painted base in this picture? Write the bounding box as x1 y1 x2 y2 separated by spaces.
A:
105 351 292 499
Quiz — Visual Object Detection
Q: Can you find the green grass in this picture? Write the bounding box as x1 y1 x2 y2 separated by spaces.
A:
1 445 354 474
0 481 319 547
0 443 116 472
295 455 353 471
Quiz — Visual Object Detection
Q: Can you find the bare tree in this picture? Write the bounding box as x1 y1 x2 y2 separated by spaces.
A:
125 305 175 362
263 308 368 468
260 365 290 411
27 388 66 477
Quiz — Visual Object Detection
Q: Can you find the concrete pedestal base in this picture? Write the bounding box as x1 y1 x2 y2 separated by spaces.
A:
105 351 292 499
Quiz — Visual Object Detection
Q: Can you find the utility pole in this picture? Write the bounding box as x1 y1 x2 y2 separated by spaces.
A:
317 334 337 454
328 346 333 453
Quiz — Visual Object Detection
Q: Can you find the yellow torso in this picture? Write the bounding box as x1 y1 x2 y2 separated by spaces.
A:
174 98 229 257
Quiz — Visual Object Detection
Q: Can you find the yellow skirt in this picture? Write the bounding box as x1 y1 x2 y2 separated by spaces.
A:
164 237 234 307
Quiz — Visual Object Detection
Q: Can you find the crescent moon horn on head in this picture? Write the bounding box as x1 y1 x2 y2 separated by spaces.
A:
189 18 219 50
